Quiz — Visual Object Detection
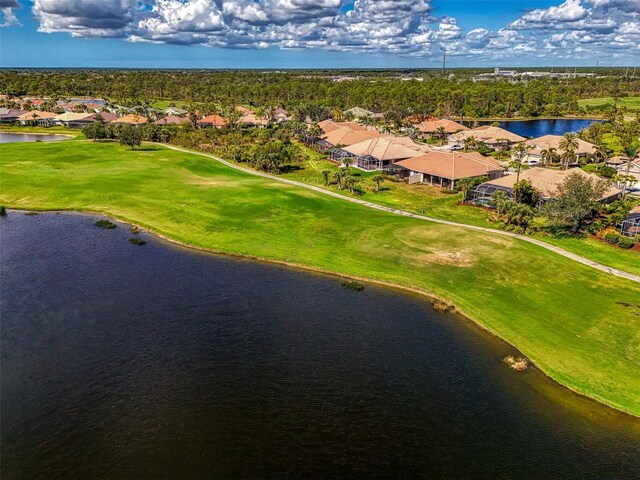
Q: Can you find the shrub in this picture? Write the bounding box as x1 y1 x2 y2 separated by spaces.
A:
129 237 147 245
0 206 6 216
94 219 117 229
432 300 455 313
618 236 636 249
604 232 620 244
340 279 364 291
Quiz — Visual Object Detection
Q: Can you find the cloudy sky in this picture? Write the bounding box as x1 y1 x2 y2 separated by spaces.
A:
1 0 639 67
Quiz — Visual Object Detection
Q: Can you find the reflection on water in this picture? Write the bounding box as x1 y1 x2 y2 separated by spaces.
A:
0 132 70 143
1 212 639 480
467 118 602 138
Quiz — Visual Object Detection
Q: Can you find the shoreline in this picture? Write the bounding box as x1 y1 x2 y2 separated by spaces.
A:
7 207 639 420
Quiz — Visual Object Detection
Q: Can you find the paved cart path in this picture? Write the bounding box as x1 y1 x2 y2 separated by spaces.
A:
161 144 640 284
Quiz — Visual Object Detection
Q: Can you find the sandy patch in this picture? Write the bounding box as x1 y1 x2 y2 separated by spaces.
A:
417 250 474 267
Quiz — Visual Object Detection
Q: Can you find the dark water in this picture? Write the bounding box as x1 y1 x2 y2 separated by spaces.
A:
0 133 69 143
2 212 639 480
467 119 602 138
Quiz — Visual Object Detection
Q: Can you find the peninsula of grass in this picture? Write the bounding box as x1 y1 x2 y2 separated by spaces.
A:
1 140 640 416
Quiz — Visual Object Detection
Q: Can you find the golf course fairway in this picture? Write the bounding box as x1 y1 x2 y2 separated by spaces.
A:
1 139 639 417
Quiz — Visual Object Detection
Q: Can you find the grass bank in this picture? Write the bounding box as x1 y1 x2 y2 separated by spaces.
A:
577 97 640 112
1 140 640 416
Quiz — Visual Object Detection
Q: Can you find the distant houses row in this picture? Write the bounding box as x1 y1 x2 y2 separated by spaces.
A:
0 105 293 129
311 118 640 207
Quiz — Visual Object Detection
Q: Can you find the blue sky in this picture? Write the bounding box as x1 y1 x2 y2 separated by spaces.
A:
1 0 638 68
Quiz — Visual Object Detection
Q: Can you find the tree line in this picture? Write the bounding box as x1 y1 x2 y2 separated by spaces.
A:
2 70 639 119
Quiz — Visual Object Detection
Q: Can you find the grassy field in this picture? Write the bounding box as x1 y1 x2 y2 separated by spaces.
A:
1 139 640 416
578 96 640 111
276 146 640 276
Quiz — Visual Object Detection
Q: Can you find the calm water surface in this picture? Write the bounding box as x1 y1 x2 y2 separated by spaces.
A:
469 118 602 138
0 132 69 143
1 212 639 479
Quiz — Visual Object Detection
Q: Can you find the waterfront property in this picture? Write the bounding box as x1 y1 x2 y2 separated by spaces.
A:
414 118 469 136
17 110 57 126
452 125 526 147
472 167 621 205
53 112 96 128
396 151 504 189
522 134 596 165
0 108 28 123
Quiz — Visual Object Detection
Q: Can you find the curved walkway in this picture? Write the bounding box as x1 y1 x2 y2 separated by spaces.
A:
161 144 640 284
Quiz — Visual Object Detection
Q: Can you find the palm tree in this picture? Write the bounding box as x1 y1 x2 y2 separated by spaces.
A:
558 132 579 169
332 170 344 190
621 146 638 199
591 144 608 167
343 157 353 169
321 170 331 186
372 174 385 192
463 136 477 152
455 177 477 201
540 147 558 166
434 126 447 145
510 142 531 183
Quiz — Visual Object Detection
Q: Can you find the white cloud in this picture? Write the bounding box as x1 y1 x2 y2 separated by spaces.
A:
0 0 20 27
24 0 640 61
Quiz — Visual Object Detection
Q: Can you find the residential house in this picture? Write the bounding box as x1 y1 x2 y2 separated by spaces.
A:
321 127 382 149
522 134 596 166
53 112 96 128
452 125 526 148
342 137 422 170
415 118 469 135
154 115 189 126
111 114 148 126
95 111 119 123
273 107 290 123
17 110 57 126
396 151 503 189
343 107 383 120
0 108 28 123
472 167 621 205
163 107 188 116
318 120 366 135
197 114 228 128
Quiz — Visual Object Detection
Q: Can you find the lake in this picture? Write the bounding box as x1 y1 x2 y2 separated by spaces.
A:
0 132 70 143
468 118 602 138
1 212 639 479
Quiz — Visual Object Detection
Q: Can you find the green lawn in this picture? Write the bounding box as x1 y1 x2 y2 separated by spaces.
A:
1 139 640 417
278 145 640 276
578 96 640 111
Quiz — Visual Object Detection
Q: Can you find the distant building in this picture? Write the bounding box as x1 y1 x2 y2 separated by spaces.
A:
154 115 189 126
197 114 228 128
111 114 148 126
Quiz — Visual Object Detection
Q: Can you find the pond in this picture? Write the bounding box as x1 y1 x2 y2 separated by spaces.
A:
0 132 70 143
1 212 639 479
468 118 602 138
